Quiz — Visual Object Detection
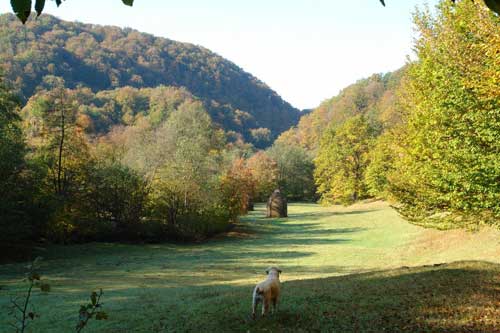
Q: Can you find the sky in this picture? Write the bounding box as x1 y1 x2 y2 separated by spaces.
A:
0 0 439 110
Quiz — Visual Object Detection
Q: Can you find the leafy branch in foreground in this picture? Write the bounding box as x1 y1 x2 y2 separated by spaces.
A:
76 289 108 332
9 257 50 333
11 0 134 24
10 0 500 25
8 256 108 332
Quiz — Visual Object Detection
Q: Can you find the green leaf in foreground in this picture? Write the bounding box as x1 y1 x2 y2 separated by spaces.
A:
10 0 31 24
95 312 108 320
34 0 45 16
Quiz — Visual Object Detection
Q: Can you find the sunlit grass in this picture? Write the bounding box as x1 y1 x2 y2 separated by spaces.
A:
1 202 499 332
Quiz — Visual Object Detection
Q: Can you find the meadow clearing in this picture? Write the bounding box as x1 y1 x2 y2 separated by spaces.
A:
1 201 499 332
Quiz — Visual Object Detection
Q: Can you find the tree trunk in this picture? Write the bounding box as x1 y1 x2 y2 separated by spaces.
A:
57 99 65 196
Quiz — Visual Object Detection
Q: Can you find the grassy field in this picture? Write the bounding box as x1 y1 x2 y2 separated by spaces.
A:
1 202 499 332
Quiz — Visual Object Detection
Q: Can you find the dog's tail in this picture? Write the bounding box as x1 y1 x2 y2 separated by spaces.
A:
252 286 263 316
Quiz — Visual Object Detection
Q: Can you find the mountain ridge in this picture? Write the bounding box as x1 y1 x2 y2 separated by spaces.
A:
0 13 301 146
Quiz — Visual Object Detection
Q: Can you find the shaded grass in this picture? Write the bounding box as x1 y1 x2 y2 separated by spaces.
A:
165 261 500 333
1 202 499 332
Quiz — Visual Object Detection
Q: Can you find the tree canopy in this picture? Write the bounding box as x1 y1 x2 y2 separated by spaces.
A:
314 115 376 205
388 0 500 227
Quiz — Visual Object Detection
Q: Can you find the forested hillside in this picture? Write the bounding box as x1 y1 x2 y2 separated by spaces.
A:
23 85 219 137
277 70 404 153
0 13 300 146
273 70 403 204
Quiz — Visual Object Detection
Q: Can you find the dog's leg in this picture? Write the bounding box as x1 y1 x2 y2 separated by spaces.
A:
252 299 257 319
272 297 278 314
252 288 259 319
262 298 269 317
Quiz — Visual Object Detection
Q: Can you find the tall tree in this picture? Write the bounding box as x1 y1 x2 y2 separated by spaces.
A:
220 158 256 217
365 131 396 199
0 75 29 241
246 151 279 202
390 0 500 225
314 115 375 205
267 143 316 201
0 77 23 187
124 100 226 227
25 77 90 198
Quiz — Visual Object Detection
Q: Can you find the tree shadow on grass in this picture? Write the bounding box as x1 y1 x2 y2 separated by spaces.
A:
2 254 499 332
0 210 367 280
220 217 365 249
149 261 500 333
244 209 377 225
33 261 497 332
14 204 364 270
206 214 366 254
289 209 379 219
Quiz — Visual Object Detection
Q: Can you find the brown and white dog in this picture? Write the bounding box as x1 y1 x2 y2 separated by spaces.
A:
252 267 282 319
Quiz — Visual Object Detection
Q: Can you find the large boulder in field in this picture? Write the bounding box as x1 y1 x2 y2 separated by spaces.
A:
266 189 288 218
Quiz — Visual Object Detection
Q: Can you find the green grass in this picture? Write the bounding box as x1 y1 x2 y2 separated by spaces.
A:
1 202 499 332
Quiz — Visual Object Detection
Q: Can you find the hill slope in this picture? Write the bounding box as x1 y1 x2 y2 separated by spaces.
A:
0 14 300 146
277 70 404 153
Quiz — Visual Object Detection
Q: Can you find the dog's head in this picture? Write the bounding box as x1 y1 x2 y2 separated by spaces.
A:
265 266 282 277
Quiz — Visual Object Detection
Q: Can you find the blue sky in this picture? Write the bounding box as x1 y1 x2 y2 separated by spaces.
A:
0 0 438 109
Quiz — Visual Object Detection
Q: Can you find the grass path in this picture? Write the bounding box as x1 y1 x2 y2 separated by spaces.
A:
1 202 499 332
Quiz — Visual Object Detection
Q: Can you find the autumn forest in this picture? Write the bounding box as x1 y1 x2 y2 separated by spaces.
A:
1 0 500 330
1 0 499 246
